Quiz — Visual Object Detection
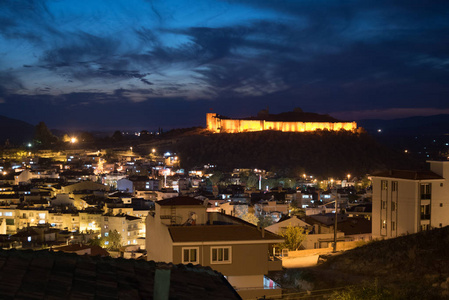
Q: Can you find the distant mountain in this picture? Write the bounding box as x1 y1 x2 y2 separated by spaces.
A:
358 114 449 135
0 115 35 145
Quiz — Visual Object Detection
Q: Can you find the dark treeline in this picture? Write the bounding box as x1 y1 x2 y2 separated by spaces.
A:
171 130 423 178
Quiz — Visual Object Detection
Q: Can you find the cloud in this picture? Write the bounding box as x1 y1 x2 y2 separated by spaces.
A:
330 108 449 120
1 0 449 128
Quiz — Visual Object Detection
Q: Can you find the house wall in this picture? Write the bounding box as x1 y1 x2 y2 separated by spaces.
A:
372 175 446 239
61 181 109 193
172 243 269 277
429 161 449 228
227 275 264 289
117 179 133 192
145 214 173 263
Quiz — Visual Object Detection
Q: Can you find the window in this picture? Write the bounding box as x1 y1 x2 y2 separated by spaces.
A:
391 202 396 211
211 247 232 264
4 212 12 217
392 181 398 192
381 180 388 190
382 201 386 209
105 241 109 245
420 204 430 220
420 183 431 200
440 203 443 207
182 247 199 264
104 232 109 237
27 236 31 242
382 219 386 229
391 222 395 231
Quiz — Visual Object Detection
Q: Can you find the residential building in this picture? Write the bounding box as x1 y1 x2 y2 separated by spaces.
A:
101 214 142 246
371 161 449 239
146 196 283 299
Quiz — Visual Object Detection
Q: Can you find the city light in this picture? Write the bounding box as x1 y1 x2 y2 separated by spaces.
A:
70 137 77 143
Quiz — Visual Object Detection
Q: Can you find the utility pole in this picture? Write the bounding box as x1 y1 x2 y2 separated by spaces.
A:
333 199 338 253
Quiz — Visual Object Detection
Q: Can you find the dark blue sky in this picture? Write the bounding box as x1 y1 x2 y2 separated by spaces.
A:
1 0 449 131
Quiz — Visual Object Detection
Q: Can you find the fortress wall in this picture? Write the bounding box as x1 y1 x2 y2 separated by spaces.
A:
207 113 357 133
220 119 241 133
239 120 264 132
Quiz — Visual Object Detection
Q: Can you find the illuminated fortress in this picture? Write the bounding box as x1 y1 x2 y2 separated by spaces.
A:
207 109 357 133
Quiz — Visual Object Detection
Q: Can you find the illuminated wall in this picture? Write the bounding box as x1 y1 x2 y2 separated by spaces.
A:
206 113 357 133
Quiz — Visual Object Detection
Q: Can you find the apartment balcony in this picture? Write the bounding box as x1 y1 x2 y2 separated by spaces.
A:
420 193 431 200
420 214 431 221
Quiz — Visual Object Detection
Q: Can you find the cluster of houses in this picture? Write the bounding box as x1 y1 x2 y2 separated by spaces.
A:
2 147 446 298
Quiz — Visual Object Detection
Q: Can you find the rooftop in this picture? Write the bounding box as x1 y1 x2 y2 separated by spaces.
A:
0 249 241 299
370 170 444 180
157 196 205 207
168 224 283 243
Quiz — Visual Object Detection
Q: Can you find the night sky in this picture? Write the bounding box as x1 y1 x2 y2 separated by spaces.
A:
1 0 449 131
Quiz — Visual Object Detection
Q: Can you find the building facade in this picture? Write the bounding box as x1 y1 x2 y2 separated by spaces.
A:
371 161 449 239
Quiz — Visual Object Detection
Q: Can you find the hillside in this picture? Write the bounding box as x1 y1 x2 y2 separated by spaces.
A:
159 130 422 178
359 114 449 135
0 115 35 145
292 227 449 299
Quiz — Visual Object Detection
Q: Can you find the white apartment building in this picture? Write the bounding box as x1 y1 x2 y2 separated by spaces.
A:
371 161 449 239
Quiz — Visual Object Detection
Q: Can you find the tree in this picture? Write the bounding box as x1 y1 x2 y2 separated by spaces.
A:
105 229 122 250
258 215 273 228
239 212 259 225
289 199 306 218
112 130 123 141
277 225 308 251
208 171 223 186
246 174 259 189
34 121 57 147
88 236 105 247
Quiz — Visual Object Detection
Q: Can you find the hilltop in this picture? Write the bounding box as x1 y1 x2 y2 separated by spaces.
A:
151 129 422 178
282 227 449 299
0 115 35 145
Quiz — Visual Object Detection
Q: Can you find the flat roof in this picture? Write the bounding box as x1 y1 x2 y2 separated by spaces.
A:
370 170 444 180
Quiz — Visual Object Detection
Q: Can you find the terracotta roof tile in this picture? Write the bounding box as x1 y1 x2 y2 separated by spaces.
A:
0 249 241 299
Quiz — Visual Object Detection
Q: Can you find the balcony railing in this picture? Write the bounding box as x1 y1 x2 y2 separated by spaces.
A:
421 214 430 220
420 193 431 200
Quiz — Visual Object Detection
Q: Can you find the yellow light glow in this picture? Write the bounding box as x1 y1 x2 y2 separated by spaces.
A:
70 137 77 143
152 148 156 153
207 113 357 133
